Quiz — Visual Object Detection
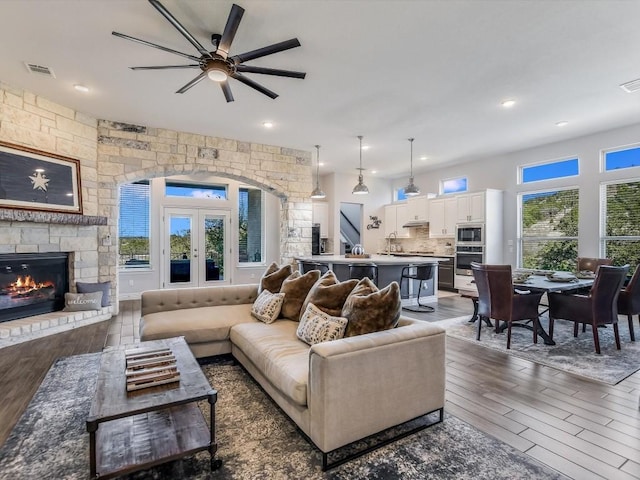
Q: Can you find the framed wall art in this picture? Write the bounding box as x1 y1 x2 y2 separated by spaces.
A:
0 141 82 214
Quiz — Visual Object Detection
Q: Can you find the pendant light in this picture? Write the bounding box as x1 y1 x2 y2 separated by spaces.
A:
404 137 420 196
352 135 369 195
310 144 326 199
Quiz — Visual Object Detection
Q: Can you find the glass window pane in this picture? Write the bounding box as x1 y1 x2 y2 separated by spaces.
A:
604 146 640 172
521 158 579 183
604 239 640 274
442 177 468 194
239 187 263 263
397 188 407 201
605 181 640 236
169 216 192 283
204 216 224 281
521 239 578 271
165 181 227 199
118 181 150 268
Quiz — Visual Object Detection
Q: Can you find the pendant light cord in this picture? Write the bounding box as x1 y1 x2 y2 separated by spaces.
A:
409 137 414 176
315 144 321 185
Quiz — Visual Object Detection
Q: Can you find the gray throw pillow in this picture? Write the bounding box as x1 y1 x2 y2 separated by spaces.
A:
76 281 111 307
63 292 103 312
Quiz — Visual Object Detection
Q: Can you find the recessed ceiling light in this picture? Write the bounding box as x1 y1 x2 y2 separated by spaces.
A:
556 121 568 127
501 99 516 108
371 170 377 174
419 156 428 161
74 84 89 93
361 145 370 151
319 162 325 167
262 121 273 128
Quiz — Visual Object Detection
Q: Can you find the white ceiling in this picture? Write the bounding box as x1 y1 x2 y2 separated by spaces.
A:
2 0 640 179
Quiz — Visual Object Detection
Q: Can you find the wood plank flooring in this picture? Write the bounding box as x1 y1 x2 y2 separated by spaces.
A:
1 294 639 480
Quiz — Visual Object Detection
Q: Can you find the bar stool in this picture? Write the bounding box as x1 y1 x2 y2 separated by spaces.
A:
348 263 378 286
299 261 329 275
400 264 435 313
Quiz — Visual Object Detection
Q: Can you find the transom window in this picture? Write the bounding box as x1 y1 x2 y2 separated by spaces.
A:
519 187 579 270
441 177 468 194
603 145 640 172
165 181 227 199
520 158 579 184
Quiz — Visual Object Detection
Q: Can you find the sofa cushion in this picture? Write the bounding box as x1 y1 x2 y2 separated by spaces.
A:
297 303 348 345
230 321 309 406
300 270 358 320
280 270 321 320
251 289 285 324
259 262 292 294
342 278 401 337
140 304 257 344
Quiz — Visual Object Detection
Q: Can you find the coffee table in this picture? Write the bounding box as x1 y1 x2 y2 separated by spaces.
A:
86 336 220 479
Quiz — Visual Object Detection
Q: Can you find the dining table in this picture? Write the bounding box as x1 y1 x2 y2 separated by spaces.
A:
505 270 596 345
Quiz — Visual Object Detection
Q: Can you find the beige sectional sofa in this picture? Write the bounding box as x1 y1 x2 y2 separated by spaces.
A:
140 283 446 468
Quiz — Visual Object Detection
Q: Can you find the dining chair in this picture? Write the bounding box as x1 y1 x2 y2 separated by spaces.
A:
470 262 544 348
617 266 640 342
548 264 629 354
577 257 612 273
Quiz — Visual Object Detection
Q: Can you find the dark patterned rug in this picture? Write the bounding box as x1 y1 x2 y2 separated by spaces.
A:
444 314 640 384
0 352 567 480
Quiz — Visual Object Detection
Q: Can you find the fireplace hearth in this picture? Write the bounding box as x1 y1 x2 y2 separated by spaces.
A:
0 253 69 323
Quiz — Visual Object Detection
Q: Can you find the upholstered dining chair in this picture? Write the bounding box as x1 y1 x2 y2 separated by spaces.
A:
548 264 629 354
577 257 612 273
470 263 544 348
617 266 640 342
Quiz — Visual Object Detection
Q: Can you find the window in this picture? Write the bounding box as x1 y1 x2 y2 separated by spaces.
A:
441 177 468 194
520 158 579 184
165 181 227 199
118 181 150 267
601 180 640 272
603 145 640 172
519 188 579 270
396 188 407 201
238 187 263 263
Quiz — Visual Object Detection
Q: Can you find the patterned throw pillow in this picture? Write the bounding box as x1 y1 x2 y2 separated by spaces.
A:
259 262 293 294
279 269 321 320
296 303 348 346
251 289 285 324
63 292 103 312
342 278 401 337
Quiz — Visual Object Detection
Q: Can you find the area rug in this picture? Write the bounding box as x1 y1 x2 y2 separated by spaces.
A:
0 352 568 480
444 314 640 385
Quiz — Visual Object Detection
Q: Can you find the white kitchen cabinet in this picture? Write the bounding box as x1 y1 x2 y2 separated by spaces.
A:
456 192 485 223
428 197 457 238
406 195 429 222
384 203 411 238
312 202 329 238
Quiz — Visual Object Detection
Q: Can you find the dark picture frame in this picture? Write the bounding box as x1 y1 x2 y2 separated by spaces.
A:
0 140 82 214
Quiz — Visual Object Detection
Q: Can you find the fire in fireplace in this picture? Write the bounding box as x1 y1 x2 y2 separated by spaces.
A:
0 253 69 323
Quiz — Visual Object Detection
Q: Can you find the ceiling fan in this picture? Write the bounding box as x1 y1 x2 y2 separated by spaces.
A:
112 0 306 102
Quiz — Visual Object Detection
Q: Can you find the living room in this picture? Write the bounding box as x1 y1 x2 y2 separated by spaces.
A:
1 1 640 479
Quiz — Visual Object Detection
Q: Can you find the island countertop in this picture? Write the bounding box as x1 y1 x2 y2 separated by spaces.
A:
294 255 450 265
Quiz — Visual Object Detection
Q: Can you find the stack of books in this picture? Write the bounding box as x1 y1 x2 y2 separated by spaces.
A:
124 347 180 392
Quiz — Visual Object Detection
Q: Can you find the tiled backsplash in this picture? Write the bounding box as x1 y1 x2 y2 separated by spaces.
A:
377 227 455 255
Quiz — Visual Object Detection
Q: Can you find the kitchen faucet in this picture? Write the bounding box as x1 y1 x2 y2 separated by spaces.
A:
387 231 397 255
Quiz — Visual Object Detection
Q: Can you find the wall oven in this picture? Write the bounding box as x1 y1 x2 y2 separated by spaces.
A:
456 223 484 245
455 245 485 276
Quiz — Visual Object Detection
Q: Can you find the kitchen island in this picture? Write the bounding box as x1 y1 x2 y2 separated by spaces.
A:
295 255 450 307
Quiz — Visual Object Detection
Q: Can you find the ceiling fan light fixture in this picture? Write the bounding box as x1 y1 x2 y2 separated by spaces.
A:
352 136 369 195
310 145 326 199
207 68 228 82
404 138 421 196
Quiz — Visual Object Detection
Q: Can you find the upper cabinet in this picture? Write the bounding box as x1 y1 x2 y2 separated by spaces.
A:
428 197 457 238
384 203 411 238
312 202 329 238
456 192 486 223
406 195 429 222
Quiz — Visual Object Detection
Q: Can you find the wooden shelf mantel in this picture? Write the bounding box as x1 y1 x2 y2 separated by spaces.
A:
0 208 107 226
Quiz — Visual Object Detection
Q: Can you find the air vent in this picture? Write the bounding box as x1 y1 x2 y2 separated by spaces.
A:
620 78 640 93
24 62 56 78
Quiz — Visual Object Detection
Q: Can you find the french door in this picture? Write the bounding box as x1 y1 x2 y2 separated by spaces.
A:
163 208 230 287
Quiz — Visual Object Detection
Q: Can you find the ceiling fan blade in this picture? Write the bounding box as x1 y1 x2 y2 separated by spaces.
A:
131 65 200 70
217 4 245 59
231 73 278 99
220 81 234 103
231 38 301 64
112 31 201 62
176 71 208 94
235 65 306 79
148 0 213 59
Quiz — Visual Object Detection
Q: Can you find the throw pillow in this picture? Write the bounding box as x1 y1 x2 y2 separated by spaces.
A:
279 269 321 320
63 292 103 312
76 281 111 307
342 279 401 337
251 289 285 324
259 262 293 294
296 303 348 346
300 270 358 320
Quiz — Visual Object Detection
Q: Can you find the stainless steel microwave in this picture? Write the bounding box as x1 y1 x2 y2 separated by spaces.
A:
456 223 484 245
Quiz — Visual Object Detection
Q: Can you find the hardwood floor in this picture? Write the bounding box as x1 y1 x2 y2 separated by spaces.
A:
1 295 639 479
